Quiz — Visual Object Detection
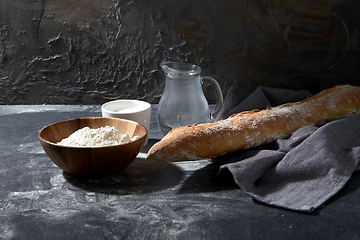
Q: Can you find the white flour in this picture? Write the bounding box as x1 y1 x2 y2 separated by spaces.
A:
58 126 136 147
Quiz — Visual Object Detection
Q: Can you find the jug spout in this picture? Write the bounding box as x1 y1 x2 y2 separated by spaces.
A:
160 61 202 79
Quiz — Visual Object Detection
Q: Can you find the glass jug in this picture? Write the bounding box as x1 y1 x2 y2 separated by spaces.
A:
157 61 223 136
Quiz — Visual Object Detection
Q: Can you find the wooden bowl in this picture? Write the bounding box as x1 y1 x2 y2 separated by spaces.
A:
38 117 147 176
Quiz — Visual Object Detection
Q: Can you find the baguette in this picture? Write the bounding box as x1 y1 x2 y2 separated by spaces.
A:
146 85 360 161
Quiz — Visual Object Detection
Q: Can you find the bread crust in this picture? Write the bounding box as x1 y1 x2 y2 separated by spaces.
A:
146 85 360 161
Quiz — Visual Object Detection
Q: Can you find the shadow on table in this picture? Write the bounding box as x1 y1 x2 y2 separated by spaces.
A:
176 145 270 194
63 140 184 195
177 162 239 194
63 137 240 196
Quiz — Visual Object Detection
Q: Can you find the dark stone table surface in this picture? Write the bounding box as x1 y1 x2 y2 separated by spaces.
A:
1 105 360 240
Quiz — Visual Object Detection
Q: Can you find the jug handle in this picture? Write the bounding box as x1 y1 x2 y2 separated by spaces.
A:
201 77 224 118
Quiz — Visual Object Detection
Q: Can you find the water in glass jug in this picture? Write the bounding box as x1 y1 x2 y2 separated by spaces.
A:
157 61 223 136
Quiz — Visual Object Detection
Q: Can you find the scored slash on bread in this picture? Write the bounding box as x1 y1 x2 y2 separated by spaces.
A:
146 85 360 161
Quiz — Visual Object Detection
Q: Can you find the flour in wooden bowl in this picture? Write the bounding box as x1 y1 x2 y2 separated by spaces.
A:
58 126 138 147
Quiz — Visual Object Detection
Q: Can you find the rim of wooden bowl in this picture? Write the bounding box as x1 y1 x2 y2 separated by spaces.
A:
38 117 147 148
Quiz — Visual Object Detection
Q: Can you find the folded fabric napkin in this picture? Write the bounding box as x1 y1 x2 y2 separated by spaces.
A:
213 86 360 212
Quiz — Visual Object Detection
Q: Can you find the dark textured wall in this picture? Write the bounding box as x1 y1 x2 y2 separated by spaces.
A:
0 0 359 104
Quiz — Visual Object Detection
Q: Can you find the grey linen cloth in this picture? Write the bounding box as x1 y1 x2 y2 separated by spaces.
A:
213 86 360 212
